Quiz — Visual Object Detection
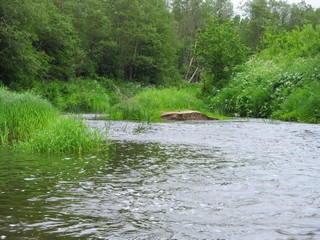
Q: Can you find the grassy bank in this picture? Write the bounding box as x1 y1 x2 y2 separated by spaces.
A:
18 117 106 153
30 78 143 113
0 88 59 145
109 84 224 122
29 79 223 122
0 87 107 153
9 70 318 124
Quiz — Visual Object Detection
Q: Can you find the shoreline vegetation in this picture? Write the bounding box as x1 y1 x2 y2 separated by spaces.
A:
0 74 318 153
1 1 319 152
26 74 320 124
0 88 107 153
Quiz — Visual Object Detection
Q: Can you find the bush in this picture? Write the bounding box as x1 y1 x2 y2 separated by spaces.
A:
261 25 320 60
202 24 320 123
206 56 320 123
275 80 320 123
207 58 282 117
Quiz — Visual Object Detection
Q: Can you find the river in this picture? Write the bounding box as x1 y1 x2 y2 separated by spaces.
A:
0 119 319 239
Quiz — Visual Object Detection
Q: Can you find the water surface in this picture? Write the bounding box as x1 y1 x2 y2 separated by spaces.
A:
1 119 319 239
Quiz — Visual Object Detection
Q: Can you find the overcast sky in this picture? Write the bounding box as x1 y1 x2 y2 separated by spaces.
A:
232 0 320 13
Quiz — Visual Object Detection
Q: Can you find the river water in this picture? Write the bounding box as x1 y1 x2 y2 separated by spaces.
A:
0 119 319 239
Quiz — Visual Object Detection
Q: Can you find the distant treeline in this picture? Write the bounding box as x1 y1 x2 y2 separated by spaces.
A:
1 0 320 88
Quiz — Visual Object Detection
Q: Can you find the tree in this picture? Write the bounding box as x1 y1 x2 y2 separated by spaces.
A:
0 0 82 87
172 0 234 81
241 0 271 51
289 1 317 29
0 0 48 86
105 0 179 84
238 0 319 52
53 0 113 76
197 17 248 89
261 24 320 59
268 0 291 28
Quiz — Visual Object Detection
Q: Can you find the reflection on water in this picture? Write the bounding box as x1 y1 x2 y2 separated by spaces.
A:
0 119 320 239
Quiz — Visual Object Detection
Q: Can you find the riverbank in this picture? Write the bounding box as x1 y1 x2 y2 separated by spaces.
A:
29 77 319 123
27 79 224 122
0 88 107 153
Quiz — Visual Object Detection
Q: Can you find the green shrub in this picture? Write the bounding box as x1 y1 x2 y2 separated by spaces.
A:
275 80 320 123
207 58 282 117
261 25 320 60
207 56 320 123
202 24 320 123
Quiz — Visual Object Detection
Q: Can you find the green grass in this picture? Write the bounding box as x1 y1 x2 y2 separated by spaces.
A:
31 79 111 113
18 117 107 153
0 87 59 145
0 87 107 153
30 78 144 114
109 84 224 122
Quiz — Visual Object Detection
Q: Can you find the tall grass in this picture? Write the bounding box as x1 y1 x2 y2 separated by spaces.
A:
31 79 111 113
19 117 107 153
30 78 144 114
0 87 107 152
0 87 59 145
109 84 222 122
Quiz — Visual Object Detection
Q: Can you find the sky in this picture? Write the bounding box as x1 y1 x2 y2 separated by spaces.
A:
232 0 320 13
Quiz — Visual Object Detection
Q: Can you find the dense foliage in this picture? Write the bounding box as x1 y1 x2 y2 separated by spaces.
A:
0 0 179 85
1 0 319 123
207 24 320 123
197 17 248 89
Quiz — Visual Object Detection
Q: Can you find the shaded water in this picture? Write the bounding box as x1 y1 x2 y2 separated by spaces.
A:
0 119 320 239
